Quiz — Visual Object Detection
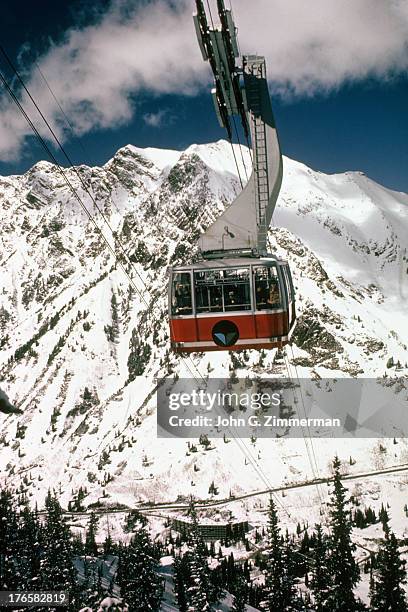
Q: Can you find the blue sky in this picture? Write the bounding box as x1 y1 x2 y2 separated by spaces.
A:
0 0 407 192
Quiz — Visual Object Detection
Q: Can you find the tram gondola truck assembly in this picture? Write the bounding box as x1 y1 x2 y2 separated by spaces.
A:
169 0 296 352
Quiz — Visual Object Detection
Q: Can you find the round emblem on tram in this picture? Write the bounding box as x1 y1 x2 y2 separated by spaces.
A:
212 320 239 347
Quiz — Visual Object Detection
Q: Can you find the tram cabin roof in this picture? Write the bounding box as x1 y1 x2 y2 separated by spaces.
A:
171 256 289 272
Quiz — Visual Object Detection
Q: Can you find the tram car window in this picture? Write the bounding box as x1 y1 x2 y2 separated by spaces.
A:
171 272 193 315
254 266 282 310
195 270 223 313
282 264 294 303
223 268 251 311
194 268 251 313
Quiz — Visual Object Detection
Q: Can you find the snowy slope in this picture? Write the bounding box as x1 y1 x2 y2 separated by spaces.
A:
0 141 407 545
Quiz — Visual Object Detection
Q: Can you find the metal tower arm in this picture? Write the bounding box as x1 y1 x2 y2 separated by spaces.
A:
194 0 283 256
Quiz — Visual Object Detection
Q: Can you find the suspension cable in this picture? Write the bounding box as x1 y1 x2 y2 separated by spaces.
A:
33 59 88 159
229 141 244 189
232 115 248 182
282 349 324 506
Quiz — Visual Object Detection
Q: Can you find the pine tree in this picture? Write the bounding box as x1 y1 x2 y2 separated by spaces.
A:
39 491 79 608
116 520 163 611
260 497 302 611
370 522 407 611
85 512 99 556
174 554 189 612
103 532 115 556
0 488 19 590
379 503 390 526
183 500 225 612
184 500 215 611
80 558 105 610
325 457 365 611
209 540 216 557
16 503 43 590
260 497 283 610
227 552 236 588
232 572 247 612
111 292 120 339
309 524 331 612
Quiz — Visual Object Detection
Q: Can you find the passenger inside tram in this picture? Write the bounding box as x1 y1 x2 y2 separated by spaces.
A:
255 271 281 310
267 280 281 308
224 283 250 311
225 288 238 309
173 280 192 314
211 289 222 311
255 284 268 307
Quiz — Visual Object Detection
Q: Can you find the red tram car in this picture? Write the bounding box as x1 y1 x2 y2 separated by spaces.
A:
169 257 296 353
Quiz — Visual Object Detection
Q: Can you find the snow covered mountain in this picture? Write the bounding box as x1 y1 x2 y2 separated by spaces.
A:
0 140 407 532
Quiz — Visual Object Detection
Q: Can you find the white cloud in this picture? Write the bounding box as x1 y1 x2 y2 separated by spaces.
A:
0 0 204 160
143 109 172 127
0 0 407 160
235 0 408 96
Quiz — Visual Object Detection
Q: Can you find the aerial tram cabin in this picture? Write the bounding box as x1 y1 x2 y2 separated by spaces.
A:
169 257 296 352
169 0 296 353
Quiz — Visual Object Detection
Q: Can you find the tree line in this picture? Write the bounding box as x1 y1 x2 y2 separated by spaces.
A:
1 456 407 611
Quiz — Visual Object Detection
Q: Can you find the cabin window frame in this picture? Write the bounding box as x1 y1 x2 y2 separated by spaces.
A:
193 266 253 315
280 264 293 307
284 264 295 303
171 270 194 316
170 261 291 318
252 263 285 311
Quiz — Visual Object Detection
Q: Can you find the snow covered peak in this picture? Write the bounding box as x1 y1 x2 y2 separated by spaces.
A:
113 144 183 171
106 140 251 179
